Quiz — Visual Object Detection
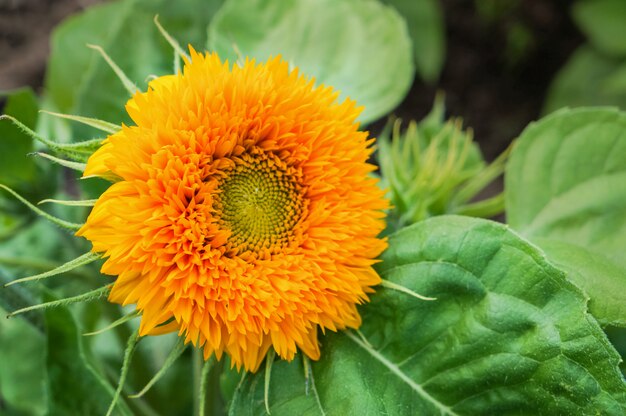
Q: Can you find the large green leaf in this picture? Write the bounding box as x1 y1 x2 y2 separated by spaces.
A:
573 0 626 58
230 216 626 415
544 46 626 114
45 0 222 140
531 239 626 329
208 0 414 124
381 0 445 83
506 107 626 325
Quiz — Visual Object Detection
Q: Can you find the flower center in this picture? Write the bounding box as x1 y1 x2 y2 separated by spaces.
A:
213 151 305 256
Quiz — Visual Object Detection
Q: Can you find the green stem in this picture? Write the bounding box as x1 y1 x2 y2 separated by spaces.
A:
193 348 203 415
198 354 216 416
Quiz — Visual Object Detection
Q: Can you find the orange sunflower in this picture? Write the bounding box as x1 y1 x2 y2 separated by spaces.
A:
77 49 388 371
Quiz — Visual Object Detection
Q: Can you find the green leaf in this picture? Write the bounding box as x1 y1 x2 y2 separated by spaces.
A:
44 293 133 415
0 306 48 415
573 0 626 58
0 88 38 188
45 0 223 140
381 0 445 82
230 358 316 416
231 216 626 414
544 46 626 114
532 239 626 329
208 0 414 124
506 107 626 325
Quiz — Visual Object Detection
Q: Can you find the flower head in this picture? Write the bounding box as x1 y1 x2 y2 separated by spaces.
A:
77 49 387 371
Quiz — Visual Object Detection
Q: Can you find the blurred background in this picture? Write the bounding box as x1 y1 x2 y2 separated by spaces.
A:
0 0 587 161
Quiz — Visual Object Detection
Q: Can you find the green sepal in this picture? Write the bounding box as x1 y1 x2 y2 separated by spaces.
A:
6 284 111 318
0 184 83 231
35 152 86 172
5 251 101 286
129 336 188 398
0 115 103 162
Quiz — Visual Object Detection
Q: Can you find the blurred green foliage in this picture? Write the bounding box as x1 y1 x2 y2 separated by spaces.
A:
545 0 626 113
208 0 414 124
0 89 38 188
45 0 223 141
506 108 626 327
381 0 445 83
0 89 58 240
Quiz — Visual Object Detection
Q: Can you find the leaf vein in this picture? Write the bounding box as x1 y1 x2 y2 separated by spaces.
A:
346 331 459 416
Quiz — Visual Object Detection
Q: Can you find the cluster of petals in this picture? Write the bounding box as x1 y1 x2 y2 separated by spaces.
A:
78 48 388 371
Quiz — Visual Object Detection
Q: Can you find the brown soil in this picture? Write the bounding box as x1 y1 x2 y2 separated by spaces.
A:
0 0 101 91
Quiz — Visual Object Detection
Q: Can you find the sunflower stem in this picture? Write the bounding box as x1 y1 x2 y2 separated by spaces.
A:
198 355 215 416
193 348 202 415
264 349 276 414
106 329 141 416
